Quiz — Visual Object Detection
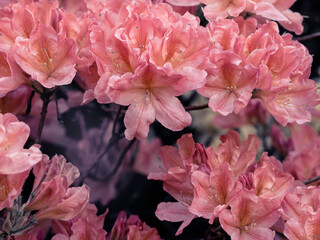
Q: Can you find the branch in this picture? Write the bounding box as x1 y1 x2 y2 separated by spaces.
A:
35 87 59 144
185 103 209 111
294 32 320 41
304 175 320 185
35 94 50 144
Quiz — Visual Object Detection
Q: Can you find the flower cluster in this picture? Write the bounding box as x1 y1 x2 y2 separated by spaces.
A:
0 0 317 141
149 130 310 239
0 0 319 239
165 0 304 34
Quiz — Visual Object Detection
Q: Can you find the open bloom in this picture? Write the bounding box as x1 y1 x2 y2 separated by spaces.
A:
25 155 89 222
14 24 77 88
108 63 193 140
219 190 281 240
0 113 42 175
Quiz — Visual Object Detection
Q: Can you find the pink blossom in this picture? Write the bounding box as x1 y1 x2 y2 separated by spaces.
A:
210 130 260 178
0 50 26 97
189 162 242 223
219 190 281 240
25 155 89 222
108 211 161 240
281 186 320 239
148 133 212 234
198 51 258 116
155 202 196 236
203 0 246 19
33 184 90 221
248 154 294 200
52 203 108 240
283 124 320 181
108 64 192 140
14 24 77 88
149 21 208 89
0 113 42 174
0 171 29 211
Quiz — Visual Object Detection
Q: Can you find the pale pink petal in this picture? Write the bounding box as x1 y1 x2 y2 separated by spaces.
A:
124 97 156 140
152 89 191 131
34 185 90 221
156 202 196 235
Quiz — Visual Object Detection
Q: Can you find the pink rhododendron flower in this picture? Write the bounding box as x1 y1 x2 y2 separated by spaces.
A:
0 113 42 174
52 203 108 240
166 0 303 34
108 64 193 140
0 171 29 211
219 190 281 240
281 186 320 239
283 124 320 181
0 50 26 97
210 130 260 178
198 51 258 116
25 155 89 222
149 20 208 87
189 162 242 223
107 211 161 240
0 85 32 115
14 24 77 88
149 133 212 234
243 154 294 200
203 0 246 19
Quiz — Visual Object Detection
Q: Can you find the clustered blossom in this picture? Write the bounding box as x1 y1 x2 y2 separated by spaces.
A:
165 0 304 35
0 0 319 239
149 131 308 238
0 0 318 141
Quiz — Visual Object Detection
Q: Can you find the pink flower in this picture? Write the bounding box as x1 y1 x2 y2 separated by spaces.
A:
198 51 258 116
149 21 208 88
52 203 108 240
189 162 242 223
248 154 294 200
203 0 246 19
281 186 320 239
148 133 212 234
0 171 29 211
25 155 89 222
210 130 260 178
108 64 192 140
0 50 26 97
108 211 161 240
0 113 42 174
14 24 77 88
219 190 281 240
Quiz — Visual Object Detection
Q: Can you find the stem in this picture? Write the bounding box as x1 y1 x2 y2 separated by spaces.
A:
294 32 320 41
112 106 124 136
185 103 209 111
25 90 35 116
304 175 320 185
35 95 50 144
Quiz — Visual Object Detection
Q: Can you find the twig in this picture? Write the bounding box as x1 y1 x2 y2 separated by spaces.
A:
304 175 320 185
25 90 35 116
185 103 209 111
112 106 124 136
294 32 320 41
35 88 59 144
35 95 50 144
